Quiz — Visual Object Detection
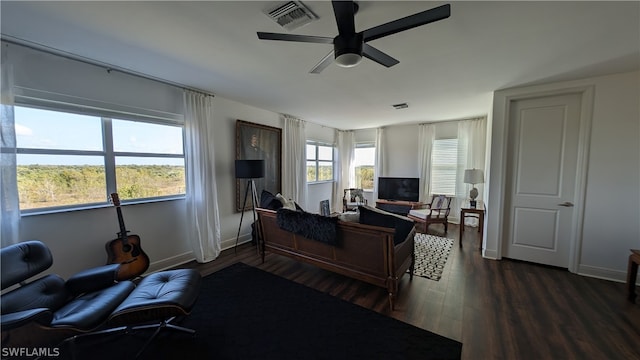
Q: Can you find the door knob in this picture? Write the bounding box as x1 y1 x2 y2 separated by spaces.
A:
558 202 574 207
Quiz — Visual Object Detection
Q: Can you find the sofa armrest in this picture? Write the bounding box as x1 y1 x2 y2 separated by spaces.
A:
65 264 121 296
0 308 53 331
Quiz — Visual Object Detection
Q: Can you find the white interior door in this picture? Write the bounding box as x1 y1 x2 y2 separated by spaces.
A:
503 93 581 268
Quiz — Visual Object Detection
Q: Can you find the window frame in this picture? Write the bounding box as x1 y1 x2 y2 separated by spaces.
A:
13 100 186 215
306 141 335 184
430 137 459 196
353 142 375 191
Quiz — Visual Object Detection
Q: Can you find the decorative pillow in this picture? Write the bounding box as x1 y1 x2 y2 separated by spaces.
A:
276 209 338 245
260 190 283 210
276 193 297 211
358 205 414 245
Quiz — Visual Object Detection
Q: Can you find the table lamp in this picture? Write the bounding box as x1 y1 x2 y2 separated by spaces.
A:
464 169 484 208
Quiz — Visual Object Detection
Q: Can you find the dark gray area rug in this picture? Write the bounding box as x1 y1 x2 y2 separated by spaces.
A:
61 262 462 359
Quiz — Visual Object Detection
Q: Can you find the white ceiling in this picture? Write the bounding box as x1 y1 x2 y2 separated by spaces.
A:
1 1 638 130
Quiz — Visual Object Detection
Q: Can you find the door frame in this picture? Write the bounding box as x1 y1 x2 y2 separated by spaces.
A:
485 82 594 273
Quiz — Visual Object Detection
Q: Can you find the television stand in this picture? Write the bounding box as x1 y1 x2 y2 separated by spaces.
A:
375 200 424 216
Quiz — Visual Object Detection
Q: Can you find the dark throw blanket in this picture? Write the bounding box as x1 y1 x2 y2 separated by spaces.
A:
276 209 339 246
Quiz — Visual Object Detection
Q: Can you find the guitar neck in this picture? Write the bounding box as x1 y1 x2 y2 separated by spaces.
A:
116 206 129 242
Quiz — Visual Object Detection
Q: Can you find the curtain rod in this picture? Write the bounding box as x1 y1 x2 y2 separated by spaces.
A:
1 35 215 98
418 115 487 126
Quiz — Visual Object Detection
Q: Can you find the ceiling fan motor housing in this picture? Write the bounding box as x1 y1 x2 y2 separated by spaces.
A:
334 33 363 67
257 2 451 73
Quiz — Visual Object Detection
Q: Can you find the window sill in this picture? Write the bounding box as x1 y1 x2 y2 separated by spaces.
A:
20 195 186 217
308 180 334 185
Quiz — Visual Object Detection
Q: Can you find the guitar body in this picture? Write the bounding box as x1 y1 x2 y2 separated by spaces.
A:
105 234 150 281
105 193 150 281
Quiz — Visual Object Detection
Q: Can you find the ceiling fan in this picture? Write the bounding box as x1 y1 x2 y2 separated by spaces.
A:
257 1 451 73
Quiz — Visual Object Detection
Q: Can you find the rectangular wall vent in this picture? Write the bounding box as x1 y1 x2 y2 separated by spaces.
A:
263 1 318 31
392 103 409 110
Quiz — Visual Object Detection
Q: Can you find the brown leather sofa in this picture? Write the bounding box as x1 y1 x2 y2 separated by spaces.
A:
256 206 415 310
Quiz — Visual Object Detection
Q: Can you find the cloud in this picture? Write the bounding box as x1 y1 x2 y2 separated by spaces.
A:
14 123 33 136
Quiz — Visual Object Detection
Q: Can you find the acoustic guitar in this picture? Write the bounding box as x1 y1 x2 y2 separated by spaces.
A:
105 193 150 280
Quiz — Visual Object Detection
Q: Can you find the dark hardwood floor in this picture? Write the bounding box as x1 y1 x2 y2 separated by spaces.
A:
183 224 640 359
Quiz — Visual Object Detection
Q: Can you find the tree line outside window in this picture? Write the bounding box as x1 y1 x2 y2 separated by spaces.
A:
354 144 375 191
306 142 334 183
14 105 185 212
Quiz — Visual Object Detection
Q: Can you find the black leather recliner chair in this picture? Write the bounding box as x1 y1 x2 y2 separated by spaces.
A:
1 240 201 355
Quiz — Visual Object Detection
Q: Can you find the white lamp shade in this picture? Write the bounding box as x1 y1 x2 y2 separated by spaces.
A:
464 169 484 184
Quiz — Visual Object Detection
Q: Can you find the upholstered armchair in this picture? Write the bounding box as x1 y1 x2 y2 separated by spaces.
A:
343 188 367 212
407 194 452 234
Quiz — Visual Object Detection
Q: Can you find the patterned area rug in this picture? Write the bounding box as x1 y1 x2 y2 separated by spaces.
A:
411 233 454 281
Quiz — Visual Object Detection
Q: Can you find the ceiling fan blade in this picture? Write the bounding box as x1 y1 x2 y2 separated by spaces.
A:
362 4 451 42
309 50 335 74
332 0 356 35
257 32 334 44
362 44 399 68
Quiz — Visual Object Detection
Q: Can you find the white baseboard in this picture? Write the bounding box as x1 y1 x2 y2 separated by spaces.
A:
477 255 637 285
577 264 630 284
145 233 253 275
221 233 252 251
147 251 195 274
482 248 499 260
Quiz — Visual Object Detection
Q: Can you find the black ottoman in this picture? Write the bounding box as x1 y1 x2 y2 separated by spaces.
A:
107 269 201 356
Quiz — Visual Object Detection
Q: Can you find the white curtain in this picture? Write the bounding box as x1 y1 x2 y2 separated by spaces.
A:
1 46 20 247
332 130 355 213
455 117 487 226
183 90 221 263
281 114 307 209
417 123 436 204
373 127 385 201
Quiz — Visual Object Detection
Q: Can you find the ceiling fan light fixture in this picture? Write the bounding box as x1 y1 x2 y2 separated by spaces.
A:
334 33 363 68
257 2 451 73
335 53 362 67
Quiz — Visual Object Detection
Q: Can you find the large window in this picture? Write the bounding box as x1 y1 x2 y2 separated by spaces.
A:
354 144 375 191
306 142 334 183
15 106 185 211
430 138 458 196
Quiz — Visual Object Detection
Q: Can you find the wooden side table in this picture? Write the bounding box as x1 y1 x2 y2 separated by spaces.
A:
460 200 485 250
627 249 640 303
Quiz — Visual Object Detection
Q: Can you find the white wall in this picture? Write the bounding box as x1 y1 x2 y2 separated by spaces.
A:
8 42 183 120
5 41 287 278
8 40 637 284
5 41 345 279
356 120 462 204
579 71 640 279
20 200 190 279
382 125 420 178
486 70 640 282
209 96 281 249
7 41 192 279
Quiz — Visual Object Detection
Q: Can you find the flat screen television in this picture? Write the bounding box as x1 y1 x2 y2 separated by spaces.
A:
377 177 420 202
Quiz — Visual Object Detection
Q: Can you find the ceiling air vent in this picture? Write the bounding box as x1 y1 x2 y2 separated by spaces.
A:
263 1 318 31
392 103 409 110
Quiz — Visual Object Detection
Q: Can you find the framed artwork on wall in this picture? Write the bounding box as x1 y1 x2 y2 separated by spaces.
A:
235 120 282 212
320 199 330 217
